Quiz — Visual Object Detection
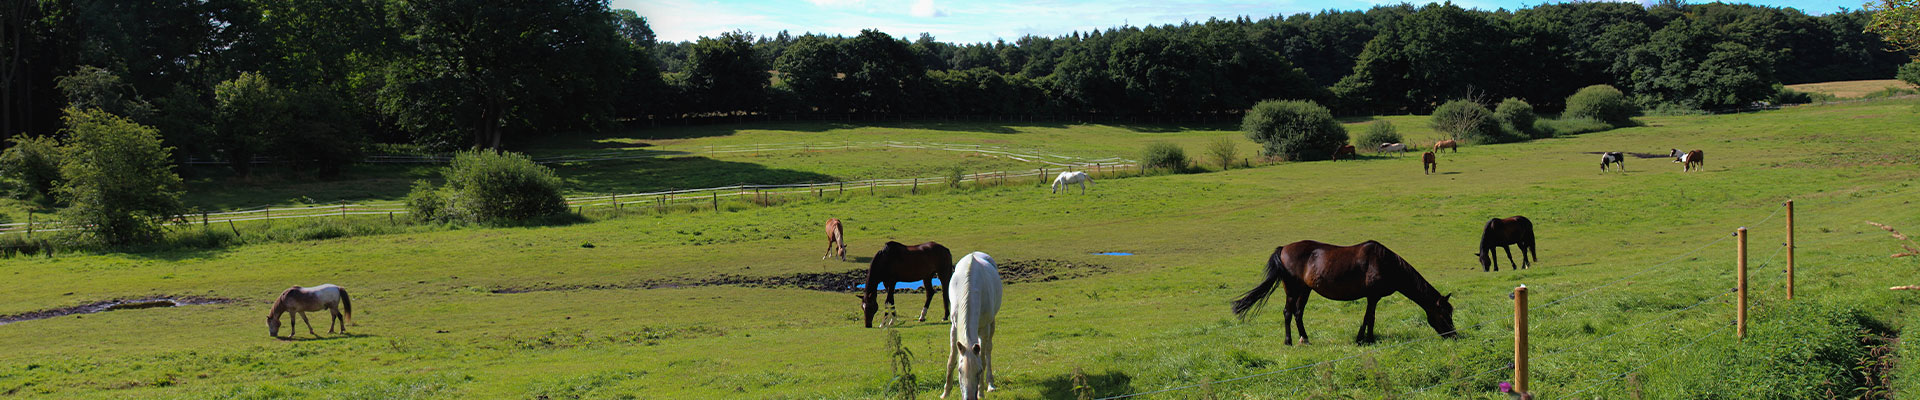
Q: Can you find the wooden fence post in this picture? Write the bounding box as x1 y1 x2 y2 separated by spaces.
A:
1737 227 1748 339
25 212 31 239
265 206 271 230
1041 167 1047 186
1785 200 1795 300
1514 284 1530 397
713 192 719 212
340 202 347 220
912 178 918 195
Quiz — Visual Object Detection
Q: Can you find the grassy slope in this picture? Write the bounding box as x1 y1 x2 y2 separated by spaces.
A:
2 100 1918 398
1786 79 1919 98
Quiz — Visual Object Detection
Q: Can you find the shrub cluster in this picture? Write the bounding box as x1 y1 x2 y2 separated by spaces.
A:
1242 99 1348 161
1431 100 1513 144
1564 84 1638 126
407 150 567 223
1493 98 1541 139
1140 142 1188 171
1355 121 1402 150
0 134 63 201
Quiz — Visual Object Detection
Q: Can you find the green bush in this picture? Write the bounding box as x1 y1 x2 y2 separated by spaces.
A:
1355 121 1402 150
1768 84 1835 105
1899 62 1920 88
0 134 63 201
1242 99 1348 162
405 180 449 222
53 108 186 245
1564 85 1638 126
946 164 965 188
407 150 567 223
1141 142 1187 171
1493 98 1541 139
1430 100 1512 144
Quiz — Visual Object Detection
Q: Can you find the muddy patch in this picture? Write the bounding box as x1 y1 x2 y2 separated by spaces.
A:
491 259 1111 294
0 296 234 326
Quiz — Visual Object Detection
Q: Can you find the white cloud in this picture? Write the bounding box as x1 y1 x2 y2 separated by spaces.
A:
624 0 786 41
910 0 948 17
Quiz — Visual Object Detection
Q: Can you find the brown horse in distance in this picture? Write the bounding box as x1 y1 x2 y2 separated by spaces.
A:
824 218 847 261
1331 144 1357 161
1230 240 1457 345
1433 140 1458 153
859 241 955 328
1477 216 1537 271
1422 151 1437 174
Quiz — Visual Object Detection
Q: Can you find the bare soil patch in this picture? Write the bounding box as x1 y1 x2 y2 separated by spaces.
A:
0 296 234 325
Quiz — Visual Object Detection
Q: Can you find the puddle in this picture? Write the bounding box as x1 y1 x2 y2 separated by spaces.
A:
492 259 1111 294
1091 252 1134 256
0 296 234 326
857 279 939 291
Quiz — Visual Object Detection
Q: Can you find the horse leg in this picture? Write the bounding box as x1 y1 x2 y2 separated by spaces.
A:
300 312 318 338
941 334 958 399
983 319 997 392
1358 297 1381 345
1293 295 1312 345
1504 245 1519 271
918 278 935 322
1281 295 1299 345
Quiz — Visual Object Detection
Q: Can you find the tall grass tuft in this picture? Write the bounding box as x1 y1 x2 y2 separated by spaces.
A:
884 327 916 400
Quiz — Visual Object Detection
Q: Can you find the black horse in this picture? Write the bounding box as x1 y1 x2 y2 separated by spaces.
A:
1477 216 1537 271
857 241 954 328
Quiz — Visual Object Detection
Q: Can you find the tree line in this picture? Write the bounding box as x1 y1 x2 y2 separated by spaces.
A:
1 1 1914 178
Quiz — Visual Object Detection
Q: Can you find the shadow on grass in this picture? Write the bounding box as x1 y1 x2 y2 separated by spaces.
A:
1036 369 1134 399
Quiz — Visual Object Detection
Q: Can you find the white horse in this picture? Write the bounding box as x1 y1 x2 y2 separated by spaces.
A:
1051 171 1091 194
942 252 1002 400
267 284 353 338
1377 143 1406 155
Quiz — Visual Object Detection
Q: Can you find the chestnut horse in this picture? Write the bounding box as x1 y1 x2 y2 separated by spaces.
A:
1477 216 1537 271
267 284 352 338
859 241 955 328
1433 139 1458 153
1331 144 1357 161
823 218 847 261
1230 240 1457 345
1422 151 1437 174
1671 149 1704 172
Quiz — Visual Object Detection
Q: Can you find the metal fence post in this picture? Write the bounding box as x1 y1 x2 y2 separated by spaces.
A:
1785 200 1795 300
1737 227 1749 339
1515 284 1530 397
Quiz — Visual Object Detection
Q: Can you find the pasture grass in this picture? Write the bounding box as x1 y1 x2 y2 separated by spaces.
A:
2 99 1920 398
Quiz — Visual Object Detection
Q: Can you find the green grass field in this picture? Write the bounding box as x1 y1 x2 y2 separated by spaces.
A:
3 99 1920 398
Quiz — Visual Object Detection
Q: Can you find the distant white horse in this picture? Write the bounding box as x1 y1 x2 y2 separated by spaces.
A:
942 251 1002 400
1051 171 1092 194
1377 143 1406 155
267 284 353 338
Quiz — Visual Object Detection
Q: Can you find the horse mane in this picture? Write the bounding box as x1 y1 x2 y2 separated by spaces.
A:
1371 243 1444 305
1478 218 1500 249
268 286 301 315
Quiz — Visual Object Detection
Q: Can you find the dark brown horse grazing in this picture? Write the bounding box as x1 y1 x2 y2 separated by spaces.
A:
823 218 847 261
1331 144 1357 161
1422 151 1437 174
1230 240 1457 345
1477 216 1537 271
859 241 955 328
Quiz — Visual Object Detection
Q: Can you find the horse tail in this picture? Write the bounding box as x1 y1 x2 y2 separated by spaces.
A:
1231 249 1288 318
340 288 353 325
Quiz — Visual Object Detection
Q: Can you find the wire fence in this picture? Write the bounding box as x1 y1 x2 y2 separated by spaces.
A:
0 159 1139 236
1085 202 1794 399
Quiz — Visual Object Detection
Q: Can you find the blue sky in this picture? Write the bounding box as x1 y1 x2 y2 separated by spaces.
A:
619 0 1869 44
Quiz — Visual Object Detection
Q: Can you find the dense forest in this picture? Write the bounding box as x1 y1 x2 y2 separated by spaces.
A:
0 0 1912 174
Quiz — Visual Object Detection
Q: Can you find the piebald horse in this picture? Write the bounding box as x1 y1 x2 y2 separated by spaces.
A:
1230 240 1456 345
943 251 1002 400
1600 152 1625 171
1378 143 1407 156
267 284 353 338
859 241 955 328
823 218 847 261
1051 171 1092 194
